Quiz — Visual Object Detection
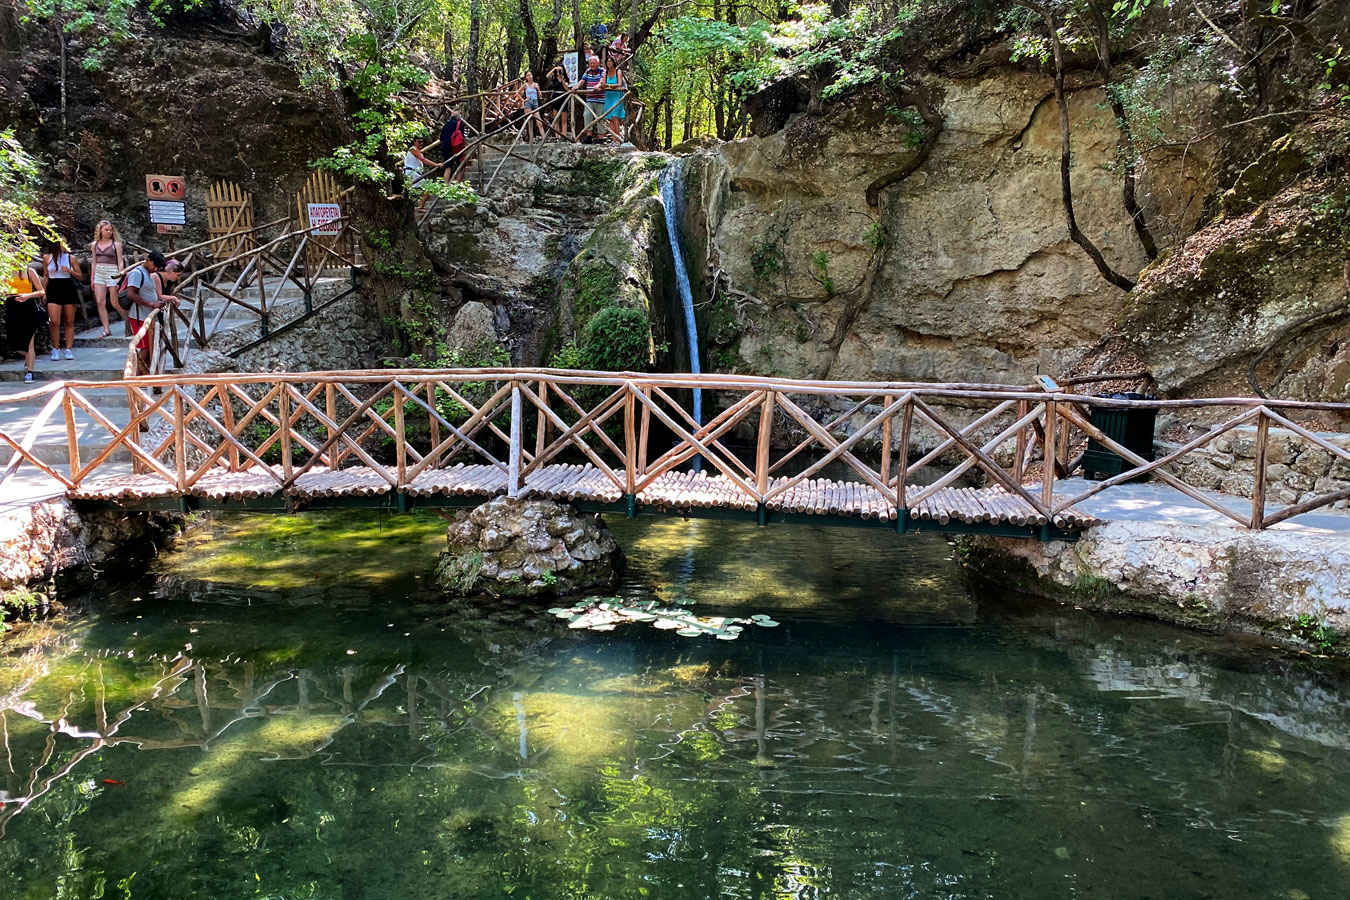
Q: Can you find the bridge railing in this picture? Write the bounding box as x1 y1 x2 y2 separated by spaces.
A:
3 370 1349 530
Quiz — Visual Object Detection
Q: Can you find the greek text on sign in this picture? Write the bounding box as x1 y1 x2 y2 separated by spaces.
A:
148 200 187 225
306 203 342 235
145 174 187 200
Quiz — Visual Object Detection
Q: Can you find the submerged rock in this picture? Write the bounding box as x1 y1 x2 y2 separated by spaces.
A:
435 496 623 598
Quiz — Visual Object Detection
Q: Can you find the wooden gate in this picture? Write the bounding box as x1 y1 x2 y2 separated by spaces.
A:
295 170 342 272
205 180 256 263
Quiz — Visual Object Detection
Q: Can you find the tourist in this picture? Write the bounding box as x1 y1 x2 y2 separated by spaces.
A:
404 135 434 209
602 56 626 144
441 110 469 183
124 251 169 375
518 72 546 142
154 258 185 308
88 219 126 337
41 236 82 362
608 32 629 65
5 259 45 383
546 62 571 137
576 55 606 137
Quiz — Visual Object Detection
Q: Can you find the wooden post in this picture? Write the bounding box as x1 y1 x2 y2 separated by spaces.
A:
1251 411 1270 530
173 387 187 491
508 382 523 497
427 382 441 469
220 386 239 471
1042 401 1057 514
623 384 638 498
637 386 651 477
394 384 407 489
278 387 293 482
879 394 894 487
535 380 548 459
325 382 338 468
62 388 80 484
755 390 775 498
1014 399 1029 482
896 400 912 512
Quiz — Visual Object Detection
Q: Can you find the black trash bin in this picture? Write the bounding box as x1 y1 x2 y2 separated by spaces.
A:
1081 392 1158 481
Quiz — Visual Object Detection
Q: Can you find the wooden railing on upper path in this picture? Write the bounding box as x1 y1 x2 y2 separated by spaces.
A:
4 369 1349 535
119 211 362 379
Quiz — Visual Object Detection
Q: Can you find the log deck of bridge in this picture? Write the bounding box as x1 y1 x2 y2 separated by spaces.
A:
5 369 1349 542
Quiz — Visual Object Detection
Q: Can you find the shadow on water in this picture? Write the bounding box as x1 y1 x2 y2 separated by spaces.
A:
3 511 1350 900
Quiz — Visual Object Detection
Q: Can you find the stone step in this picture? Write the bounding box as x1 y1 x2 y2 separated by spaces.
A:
0 346 130 383
0 403 134 466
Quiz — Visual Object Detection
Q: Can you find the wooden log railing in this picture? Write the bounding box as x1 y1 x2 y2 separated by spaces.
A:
2 370 1349 532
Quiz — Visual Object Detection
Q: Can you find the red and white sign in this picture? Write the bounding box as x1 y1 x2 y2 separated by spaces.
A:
146 174 187 200
306 203 342 235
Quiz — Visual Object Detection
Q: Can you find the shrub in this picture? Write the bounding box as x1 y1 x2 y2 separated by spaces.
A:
581 306 651 372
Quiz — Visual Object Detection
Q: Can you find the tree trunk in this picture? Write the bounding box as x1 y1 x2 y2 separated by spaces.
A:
628 0 638 40
57 19 67 140
467 0 482 126
1085 0 1159 261
443 26 454 82
664 96 673 148
572 0 583 65
506 22 523 80
1042 7 1136 292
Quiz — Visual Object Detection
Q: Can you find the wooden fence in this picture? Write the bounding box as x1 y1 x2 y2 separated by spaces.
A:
3 370 1349 533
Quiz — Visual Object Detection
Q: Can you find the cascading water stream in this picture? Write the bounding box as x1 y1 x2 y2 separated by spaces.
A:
658 163 701 431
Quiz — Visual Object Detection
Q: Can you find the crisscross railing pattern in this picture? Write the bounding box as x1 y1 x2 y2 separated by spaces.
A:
4 370 1350 534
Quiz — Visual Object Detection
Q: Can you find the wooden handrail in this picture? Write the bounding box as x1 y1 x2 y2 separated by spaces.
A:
6 369 1349 532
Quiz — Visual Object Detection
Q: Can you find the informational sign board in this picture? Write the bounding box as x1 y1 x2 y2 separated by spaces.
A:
156 223 184 235
306 203 342 235
148 200 186 225
145 174 187 200
563 52 579 86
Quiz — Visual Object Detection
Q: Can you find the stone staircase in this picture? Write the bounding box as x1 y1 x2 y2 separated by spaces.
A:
0 268 352 506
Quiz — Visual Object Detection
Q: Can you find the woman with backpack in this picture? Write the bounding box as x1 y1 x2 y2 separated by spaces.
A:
441 110 469 183
42 236 82 361
6 260 45 383
89 219 127 337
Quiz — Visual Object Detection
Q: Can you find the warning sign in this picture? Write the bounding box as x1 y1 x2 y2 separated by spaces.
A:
145 174 187 200
148 200 187 226
306 203 342 235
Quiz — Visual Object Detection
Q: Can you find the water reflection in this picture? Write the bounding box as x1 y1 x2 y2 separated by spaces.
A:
1 516 1350 900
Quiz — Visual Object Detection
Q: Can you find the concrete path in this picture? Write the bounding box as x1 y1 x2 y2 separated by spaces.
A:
1052 477 1350 536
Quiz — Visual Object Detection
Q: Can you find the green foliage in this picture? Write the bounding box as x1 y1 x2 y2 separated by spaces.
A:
810 250 835 297
2 581 54 634
570 260 622 325
863 221 887 251
1285 612 1340 652
440 549 485 594
549 340 584 370
580 306 651 372
0 130 54 280
22 0 135 71
749 224 789 290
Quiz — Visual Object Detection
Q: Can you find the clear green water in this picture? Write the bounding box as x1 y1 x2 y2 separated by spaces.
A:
4 513 1350 900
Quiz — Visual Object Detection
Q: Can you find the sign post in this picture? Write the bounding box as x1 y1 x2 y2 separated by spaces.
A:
305 203 342 235
146 174 188 249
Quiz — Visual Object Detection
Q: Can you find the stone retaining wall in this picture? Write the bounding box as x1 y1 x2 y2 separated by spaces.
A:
1163 425 1350 509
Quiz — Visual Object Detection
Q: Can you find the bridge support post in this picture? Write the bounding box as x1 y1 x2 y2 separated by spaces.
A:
397 491 409 514
303 291 313 315
507 383 523 498
896 509 909 534
757 503 768 527
625 494 636 518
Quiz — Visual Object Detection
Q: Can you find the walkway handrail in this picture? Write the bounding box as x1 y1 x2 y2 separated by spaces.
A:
4 370 1349 531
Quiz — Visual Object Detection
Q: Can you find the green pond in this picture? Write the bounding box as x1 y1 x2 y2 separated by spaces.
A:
4 512 1350 900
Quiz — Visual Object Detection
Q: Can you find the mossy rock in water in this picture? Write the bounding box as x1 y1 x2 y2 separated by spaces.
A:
437 497 624 599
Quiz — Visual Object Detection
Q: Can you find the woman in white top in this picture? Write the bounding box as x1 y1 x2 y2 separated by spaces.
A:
518 71 546 143
88 219 126 337
404 136 433 210
42 236 83 361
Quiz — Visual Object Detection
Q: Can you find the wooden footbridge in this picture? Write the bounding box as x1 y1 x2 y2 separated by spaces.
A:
4 369 1349 541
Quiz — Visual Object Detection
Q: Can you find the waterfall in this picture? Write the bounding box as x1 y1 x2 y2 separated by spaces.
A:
658 163 701 428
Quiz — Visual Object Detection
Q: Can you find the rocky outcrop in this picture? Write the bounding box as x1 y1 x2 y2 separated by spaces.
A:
436 497 623 598
420 146 675 368
1120 166 1350 404
1 500 177 624
967 519 1350 654
683 72 1216 385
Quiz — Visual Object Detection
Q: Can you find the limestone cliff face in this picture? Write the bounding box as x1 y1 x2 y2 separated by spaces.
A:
684 69 1216 385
